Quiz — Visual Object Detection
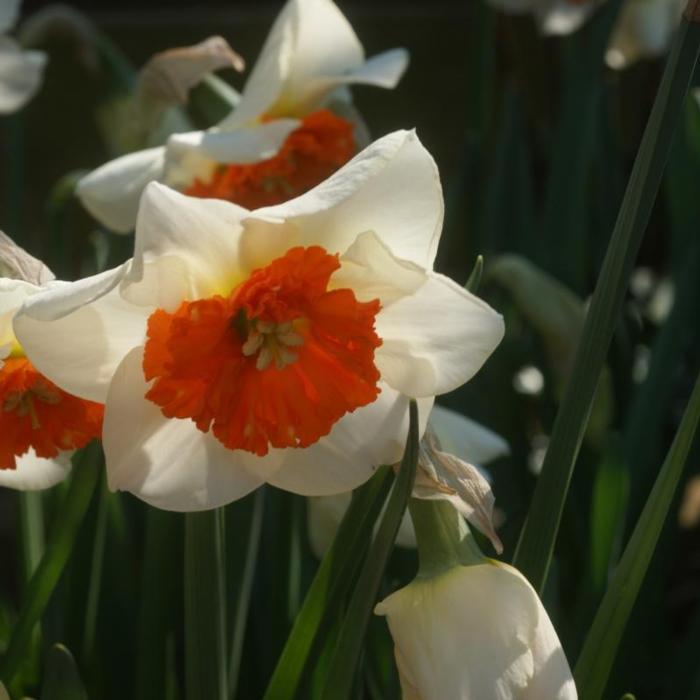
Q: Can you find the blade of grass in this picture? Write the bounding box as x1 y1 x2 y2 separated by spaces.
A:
320 400 420 700
262 467 393 700
574 371 700 698
0 443 101 685
228 488 265 697
184 508 228 700
513 5 700 592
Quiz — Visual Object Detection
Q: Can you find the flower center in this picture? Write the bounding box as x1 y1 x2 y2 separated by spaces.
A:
143 246 382 456
0 357 104 470
184 109 355 209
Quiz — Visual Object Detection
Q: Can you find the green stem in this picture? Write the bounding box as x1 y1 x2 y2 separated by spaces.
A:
0 443 101 684
19 492 44 585
513 8 700 593
184 508 228 700
409 499 484 578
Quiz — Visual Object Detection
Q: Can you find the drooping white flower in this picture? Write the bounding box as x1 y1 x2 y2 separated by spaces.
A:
77 0 409 233
307 404 509 557
15 131 504 511
375 560 578 700
0 232 103 490
606 0 685 69
487 0 606 35
0 0 46 113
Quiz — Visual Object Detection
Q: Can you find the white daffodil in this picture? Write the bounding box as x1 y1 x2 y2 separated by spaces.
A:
307 404 509 558
606 0 684 69
0 0 46 113
77 0 409 234
0 232 103 490
15 131 504 512
488 0 606 35
375 560 577 700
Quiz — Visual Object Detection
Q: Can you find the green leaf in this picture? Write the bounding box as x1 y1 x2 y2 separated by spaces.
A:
513 14 700 593
40 644 88 700
262 467 393 700
185 509 228 700
228 488 266 697
574 371 700 699
0 443 101 686
320 400 420 700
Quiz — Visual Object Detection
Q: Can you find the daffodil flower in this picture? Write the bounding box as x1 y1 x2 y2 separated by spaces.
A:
307 404 509 558
487 0 605 35
76 0 409 233
15 131 504 511
0 0 46 113
606 0 684 69
375 560 577 700
0 232 103 490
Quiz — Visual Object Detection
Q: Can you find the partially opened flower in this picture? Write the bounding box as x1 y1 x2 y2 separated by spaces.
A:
606 0 684 69
307 404 509 557
15 131 504 511
0 232 103 490
487 0 605 35
77 0 409 233
375 502 577 700
0 0 47 113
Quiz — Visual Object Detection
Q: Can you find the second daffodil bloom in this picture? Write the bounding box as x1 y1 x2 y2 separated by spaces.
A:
0 232 103 490
375 502 577 700
76 0 409 233
15 131 504 511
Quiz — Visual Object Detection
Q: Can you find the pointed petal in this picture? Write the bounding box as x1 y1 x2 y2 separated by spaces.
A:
0 449 72 490
104 347 267 511
76 146 166 233
0 38 46 114
266 386 433 495
376 272 505 397
246 130 443 268
128 182 248 301
14 265 150 402
0 230 54 283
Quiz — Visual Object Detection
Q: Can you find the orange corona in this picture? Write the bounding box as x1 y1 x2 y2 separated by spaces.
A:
143 246 382 456
184 109 356 209
0 357 104 469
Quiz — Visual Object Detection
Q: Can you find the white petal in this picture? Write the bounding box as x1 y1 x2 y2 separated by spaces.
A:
375 563 577 700
128 182 248 301
166 119 300 171
0 0 20 33
76 146 166 234
0 38 45 113
0 449 72 490
375 272 505 397
301 48 409 109
0 277 37 348
248 130 443 268
14 265 150 402
217 0 296 127
539 0 596 35
104 348 267 511
266 385 433 495
430 404 510 466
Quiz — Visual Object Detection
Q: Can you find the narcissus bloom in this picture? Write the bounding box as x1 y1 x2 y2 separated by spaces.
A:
375 560 577 700
77 0 409 233
0 0 46 113
606 0 684 69
0 233 103 490
16 131 504 511
487 0 605 35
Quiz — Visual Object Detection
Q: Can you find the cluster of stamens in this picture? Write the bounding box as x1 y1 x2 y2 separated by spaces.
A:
3 382 61 429
241 319 305 371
